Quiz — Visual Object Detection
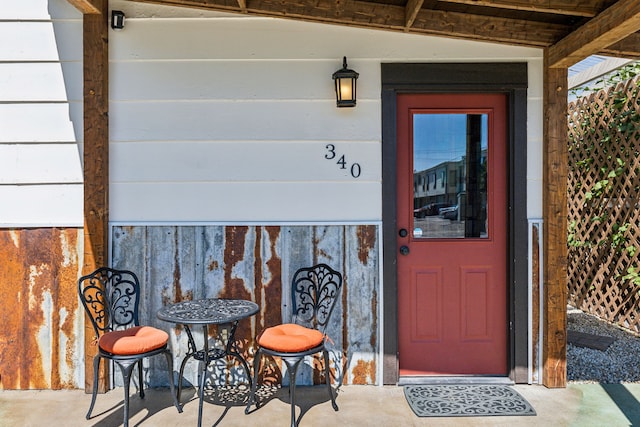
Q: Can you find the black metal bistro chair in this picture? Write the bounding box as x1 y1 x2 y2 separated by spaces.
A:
78 267 182 427
245 263 342 427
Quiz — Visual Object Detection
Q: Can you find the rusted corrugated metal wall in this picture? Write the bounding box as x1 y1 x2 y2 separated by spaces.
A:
0 228 83 390
112 224 379 386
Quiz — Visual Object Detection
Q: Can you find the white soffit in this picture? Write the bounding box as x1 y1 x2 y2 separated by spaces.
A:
568 55 634 89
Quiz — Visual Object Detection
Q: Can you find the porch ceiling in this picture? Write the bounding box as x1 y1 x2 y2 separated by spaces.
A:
71 0 640 67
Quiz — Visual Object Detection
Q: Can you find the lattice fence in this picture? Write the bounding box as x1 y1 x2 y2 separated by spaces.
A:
567 75 640 332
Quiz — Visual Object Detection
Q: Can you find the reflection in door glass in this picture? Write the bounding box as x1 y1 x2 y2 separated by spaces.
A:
412 114 488 239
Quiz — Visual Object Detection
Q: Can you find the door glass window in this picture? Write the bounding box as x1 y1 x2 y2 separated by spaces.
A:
412 113 488 239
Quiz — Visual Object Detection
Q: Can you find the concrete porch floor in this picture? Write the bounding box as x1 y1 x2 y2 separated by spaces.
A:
3 383 640 427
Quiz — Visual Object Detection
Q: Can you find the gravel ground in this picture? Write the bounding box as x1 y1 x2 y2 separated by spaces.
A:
567 306 640 383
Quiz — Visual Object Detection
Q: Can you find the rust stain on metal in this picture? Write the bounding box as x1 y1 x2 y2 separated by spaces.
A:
172 231 184 302
263 227 282 329
110 224 380 387
219 226 265 384
0 228 81 390
160 230 193 308
312 227 332 262
263 226 283 384
253 227 263 333
251 227 265 381
252 227 282 383
258 355 283 387
356 225 376 265
351 359 376 385
312 355 321 384
312 353 341 386
220 226 251 301
341 227 349 382
51 229 81 389
312 227 320 263
221 227 252 346
58 230 81 388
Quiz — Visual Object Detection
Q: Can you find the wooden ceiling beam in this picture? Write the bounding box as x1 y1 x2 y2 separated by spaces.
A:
600 32 640 57
405 0 424 30
101 0 640 57
547 0 640 68
66 0 102 14
409 6 567 46
133 0 568 46
438 0 599 17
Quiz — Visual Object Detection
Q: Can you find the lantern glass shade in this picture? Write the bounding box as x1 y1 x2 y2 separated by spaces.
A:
332 57 359 107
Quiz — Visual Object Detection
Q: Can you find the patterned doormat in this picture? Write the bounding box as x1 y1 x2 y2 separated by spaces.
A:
404 384 536 417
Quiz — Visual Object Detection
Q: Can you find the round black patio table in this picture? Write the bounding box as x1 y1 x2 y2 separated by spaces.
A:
157 298 259 427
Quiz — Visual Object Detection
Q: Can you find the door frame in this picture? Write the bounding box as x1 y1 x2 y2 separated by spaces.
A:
381 63 529 384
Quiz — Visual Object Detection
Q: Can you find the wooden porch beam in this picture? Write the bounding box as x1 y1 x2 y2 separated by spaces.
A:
236 0 247 13
405 0 424 30
66 0 102 14
82 0 109 394
438 0 599 17
600 32 640 58
542 52 568 388
133 0 567 47
115 0 640 56
547 0 640 68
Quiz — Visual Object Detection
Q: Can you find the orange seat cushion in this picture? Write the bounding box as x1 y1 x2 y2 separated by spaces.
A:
258 323 324 353
99 326 168 355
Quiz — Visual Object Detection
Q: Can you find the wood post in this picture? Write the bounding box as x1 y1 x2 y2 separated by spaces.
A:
82 1 109 394
542 51 568 388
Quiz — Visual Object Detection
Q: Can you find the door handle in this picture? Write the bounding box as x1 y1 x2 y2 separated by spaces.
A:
399 245 410 256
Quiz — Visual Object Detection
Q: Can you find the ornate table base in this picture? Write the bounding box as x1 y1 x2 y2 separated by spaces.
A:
158 298 259 427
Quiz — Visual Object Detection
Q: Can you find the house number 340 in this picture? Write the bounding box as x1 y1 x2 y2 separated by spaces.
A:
324 144 361 178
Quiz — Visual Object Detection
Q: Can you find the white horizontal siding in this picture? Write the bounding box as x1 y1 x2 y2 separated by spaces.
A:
0 0 77 20
107 7 543 223
527 58 544 219
109 17 539 62
0 0 82 227
0 144 82 184
110 182 380 222
111 141 379 182
0 22 56 59
0 0 50 19
0 184 83 227
0 104 78 143
110 101 380 142
0 62 82 102
111 60 380 101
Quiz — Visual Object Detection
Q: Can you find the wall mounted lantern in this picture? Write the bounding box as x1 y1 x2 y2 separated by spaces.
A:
332 56 359 108
111 10 125 30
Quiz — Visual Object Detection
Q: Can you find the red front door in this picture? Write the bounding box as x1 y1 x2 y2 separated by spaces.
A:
397 93 508 376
